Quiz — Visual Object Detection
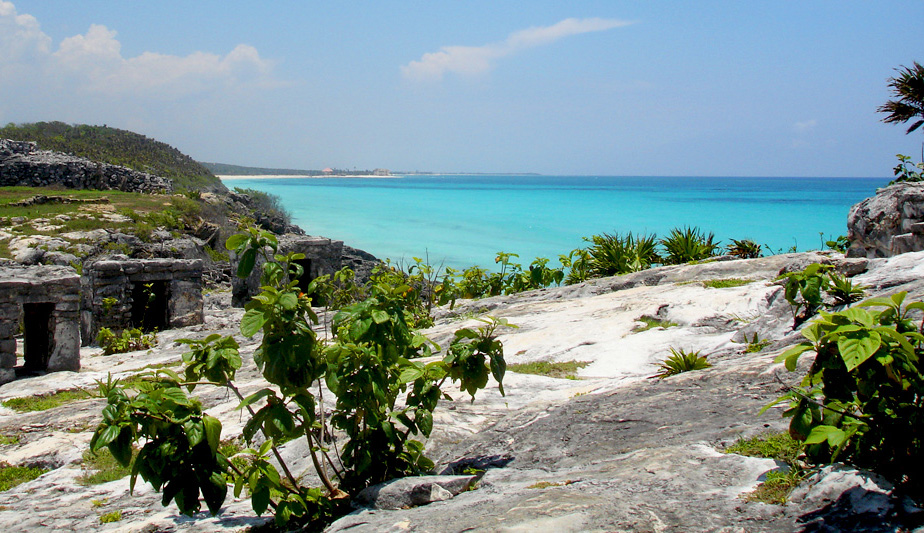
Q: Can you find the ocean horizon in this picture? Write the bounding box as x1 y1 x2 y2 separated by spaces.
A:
221 174 890 270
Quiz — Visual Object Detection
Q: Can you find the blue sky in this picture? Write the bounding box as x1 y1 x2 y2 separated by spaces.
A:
1 1 922 177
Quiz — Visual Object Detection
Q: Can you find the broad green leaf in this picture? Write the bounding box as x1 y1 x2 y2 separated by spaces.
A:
775 343 813 371
236 248 257 279
278 292 298 310
837 330 881 371
203 415 222 455
399 365 425 384
372 309 390 324
224 233 249 251
240 309 267 337
185 419 205 447
804 424 847 446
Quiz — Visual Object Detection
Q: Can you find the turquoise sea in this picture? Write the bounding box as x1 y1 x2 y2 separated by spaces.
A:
222 175 889 270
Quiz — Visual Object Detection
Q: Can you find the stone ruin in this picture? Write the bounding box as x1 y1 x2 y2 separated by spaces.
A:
232 235 344 307
0 138 172 194
0 266 81 385
81 258 205 345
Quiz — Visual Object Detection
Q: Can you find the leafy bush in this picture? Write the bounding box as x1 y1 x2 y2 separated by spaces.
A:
649 348 712 379
778 264 867 325
233 187 291 226
660 226 719 265
766 292 924 497
90 225 512 527
96 327 157 355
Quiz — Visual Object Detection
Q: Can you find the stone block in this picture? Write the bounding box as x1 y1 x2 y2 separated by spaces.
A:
0 339 16 356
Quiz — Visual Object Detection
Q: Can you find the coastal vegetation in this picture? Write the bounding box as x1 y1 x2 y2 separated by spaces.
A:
878 61 924 184
89 225 512 527
0 122 225 192
766 289 924 499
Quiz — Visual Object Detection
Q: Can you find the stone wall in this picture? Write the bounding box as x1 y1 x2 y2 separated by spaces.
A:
0 139 172 194
232 235 344 307
847 182 924 258
81 258 204 344
0 266 81 385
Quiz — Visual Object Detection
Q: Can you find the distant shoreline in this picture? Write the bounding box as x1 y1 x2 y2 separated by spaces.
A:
218 174 402 180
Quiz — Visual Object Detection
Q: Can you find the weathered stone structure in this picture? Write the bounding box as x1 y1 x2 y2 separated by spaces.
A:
81 258 204 345
847 181 924 258
0 139 172 194
232 235 344 307
0 266 81 385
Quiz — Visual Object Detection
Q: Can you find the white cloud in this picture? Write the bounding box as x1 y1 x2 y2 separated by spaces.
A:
401 17 633 82
794 119 818 132
0 2 276 99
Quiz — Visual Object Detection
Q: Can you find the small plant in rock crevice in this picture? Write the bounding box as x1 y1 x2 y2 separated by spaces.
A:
649 348 712 380
96 327 157 355
723 431 807 504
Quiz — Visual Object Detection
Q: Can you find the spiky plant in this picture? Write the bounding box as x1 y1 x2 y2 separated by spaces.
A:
660 226 719 265
586 232 659 277
649 348 712 380
727 239 762 259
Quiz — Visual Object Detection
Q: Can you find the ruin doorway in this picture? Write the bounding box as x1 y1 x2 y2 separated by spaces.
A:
294 258 314 290
131 281 169 332
22 302 54 373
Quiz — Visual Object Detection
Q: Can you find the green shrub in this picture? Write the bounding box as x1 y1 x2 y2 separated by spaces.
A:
96 328 157 355
766 291 924 497
650 348 711 379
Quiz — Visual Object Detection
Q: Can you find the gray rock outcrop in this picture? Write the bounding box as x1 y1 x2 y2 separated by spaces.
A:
0 139 172 194
847 181 924 258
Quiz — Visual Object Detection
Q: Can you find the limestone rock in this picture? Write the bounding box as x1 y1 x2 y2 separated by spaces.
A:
847 181 924 258
353 475 477 510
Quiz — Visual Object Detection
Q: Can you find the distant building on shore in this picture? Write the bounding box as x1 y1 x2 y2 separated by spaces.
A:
373 168 390 176
322 167 334 175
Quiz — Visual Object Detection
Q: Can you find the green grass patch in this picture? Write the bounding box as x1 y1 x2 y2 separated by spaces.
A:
99 510 122 524
724 431 802 464
526 479 577 489
703 278 755 289
0 462 48 491
724 431 806 504
507 360 589 380
742 469 806 505
1 389 92 412
0 434 19 446
632 315 679 332
77 448 133 486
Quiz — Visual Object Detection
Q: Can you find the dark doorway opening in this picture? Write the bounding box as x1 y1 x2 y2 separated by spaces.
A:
294 258 313 290
131 281 169 332
22 302 54 373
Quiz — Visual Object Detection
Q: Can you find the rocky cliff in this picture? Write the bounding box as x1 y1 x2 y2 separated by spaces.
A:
847 181 924 258
0 139 172 194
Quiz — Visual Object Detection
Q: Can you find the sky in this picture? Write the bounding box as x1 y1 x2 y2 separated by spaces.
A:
1 1 922 177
